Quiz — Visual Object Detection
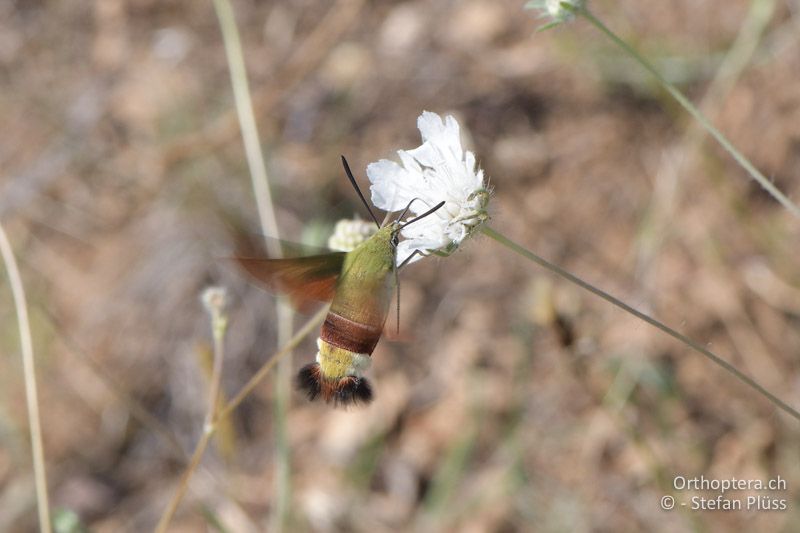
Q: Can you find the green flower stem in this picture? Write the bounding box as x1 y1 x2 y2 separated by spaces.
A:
481 225 800 423
571 5 800 219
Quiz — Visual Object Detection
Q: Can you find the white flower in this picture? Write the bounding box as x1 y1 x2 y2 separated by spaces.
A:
327 217 377 252
525 0 584 26
367 111 490 265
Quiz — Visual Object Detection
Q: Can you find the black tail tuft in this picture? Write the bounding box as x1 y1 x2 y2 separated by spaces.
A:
337 376 373 406
296 363 323 401
295 363 373 407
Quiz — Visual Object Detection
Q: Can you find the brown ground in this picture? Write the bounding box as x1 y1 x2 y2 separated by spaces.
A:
1 0 799 531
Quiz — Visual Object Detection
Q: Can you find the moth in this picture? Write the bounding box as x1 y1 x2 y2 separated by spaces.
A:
237 157 443 406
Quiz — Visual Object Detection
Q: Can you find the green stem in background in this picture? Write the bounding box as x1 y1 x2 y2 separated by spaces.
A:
0 223 52 533
211 0 294 531
569 4 800 219
481 225 800 423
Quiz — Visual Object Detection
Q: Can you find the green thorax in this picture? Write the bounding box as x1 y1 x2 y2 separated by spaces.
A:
330 223 398 327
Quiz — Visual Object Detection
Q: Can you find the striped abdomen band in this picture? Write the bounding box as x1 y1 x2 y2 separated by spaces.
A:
320 312 382 355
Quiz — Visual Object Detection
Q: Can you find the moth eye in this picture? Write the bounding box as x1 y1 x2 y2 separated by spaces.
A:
391 234 399 247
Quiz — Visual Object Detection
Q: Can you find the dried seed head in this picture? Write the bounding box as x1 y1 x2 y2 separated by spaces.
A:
201 286 229 339
201 286 228 315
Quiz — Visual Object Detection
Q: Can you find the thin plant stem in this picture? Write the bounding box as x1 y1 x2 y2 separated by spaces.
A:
481 225 800 423
271 304 293 532
571 5 800 219
218 305 328 422
154 305 327 532
207 337 225 427
202 288 229 427
154 428 212 533
0 223 52 533
211 1 294 531
211 0 280 240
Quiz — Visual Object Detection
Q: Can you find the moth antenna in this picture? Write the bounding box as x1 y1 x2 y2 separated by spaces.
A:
341 155 380 228
400 201 446 229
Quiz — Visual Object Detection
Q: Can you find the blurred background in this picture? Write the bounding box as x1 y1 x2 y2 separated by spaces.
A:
1 0 799 531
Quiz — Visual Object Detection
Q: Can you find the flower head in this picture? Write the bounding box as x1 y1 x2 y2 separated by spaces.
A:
201 286 228 316
327 217 377 252
525 0 584 27
367 111 490 265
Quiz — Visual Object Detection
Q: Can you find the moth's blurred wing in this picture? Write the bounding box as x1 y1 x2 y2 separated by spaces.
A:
236 232 337 257
236 253 347 308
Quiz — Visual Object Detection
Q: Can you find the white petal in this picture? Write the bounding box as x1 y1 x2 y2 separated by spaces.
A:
417 112 464 162
441 115 464 155
416 111 446 143
395 237 444 266
418 112 460 147
395 241 419 265
367 159 419 211
405 142 442 171
473 167 485 189
400 210 444 234
397 149 423 174
464 150 480 184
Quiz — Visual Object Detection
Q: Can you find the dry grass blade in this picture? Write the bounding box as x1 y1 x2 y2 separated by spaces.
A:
0 223 52 533
210 0 296 530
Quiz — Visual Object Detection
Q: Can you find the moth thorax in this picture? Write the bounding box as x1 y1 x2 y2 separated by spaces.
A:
315 338 371 379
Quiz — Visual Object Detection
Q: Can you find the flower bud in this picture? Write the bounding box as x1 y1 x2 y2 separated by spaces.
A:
327 217 378 252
